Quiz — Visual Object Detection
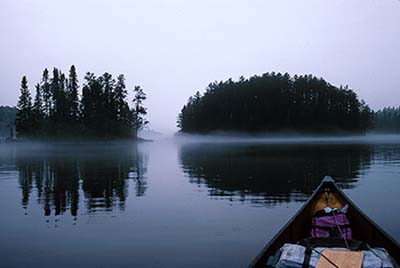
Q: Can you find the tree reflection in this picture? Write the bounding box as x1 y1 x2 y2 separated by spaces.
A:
16 143 147 216
179 143 372 206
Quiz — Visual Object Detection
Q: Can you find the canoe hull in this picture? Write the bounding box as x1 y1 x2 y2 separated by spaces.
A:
248 176 400 267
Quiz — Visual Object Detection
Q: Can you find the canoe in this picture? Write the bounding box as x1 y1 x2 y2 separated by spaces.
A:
248 176 400 267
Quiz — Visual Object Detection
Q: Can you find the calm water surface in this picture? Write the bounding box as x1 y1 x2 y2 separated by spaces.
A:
0 137 400 268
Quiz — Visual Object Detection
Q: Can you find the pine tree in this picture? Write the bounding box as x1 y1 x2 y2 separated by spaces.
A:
115 74 130 136
132 85 148 138
360 101 373 131
16 76 33 138
32 83 44 136
81 72 107 137
41 68 51 118
68 65 79 122
50 68 60 120
115 75 127 117
59 72 69 122
81 72 97 135
101 72 116 137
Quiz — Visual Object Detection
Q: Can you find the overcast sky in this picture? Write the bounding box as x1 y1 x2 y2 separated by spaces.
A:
1 0 399 132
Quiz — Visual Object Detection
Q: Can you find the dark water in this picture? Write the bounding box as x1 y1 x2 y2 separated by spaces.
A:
0 138 400 267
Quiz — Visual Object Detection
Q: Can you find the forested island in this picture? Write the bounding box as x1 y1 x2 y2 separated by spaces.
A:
15 66 147 140
178 73 374 134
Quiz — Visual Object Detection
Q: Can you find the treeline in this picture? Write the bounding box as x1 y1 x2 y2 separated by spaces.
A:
374 107 400 132
178 73 373 133
0 106 16 138
16 66 148 139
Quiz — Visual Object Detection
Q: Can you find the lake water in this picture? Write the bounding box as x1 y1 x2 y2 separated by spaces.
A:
0 136 400 268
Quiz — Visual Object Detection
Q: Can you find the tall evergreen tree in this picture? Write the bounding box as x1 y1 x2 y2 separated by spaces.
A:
50 68 60 121
359 101 373 131
101 72 116 137
59 72 69 122
114 74 131 137
132 85 148 138
80 72 111 137
67 65 79 122
81 72 98 136
115 74 127 120
32 83 44 136
16 76 33 138
41 68 51 118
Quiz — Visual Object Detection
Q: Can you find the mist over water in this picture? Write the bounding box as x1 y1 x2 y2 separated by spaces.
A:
0 136 400 268
174 132 400 144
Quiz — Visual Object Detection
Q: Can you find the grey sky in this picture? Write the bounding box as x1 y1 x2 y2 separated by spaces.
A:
1 0 399 132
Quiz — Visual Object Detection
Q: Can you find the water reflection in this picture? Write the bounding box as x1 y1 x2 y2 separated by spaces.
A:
179 143 373 205
15 143 147 216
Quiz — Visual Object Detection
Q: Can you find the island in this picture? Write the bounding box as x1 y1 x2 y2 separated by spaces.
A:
177 72 374 134
14 66 148 140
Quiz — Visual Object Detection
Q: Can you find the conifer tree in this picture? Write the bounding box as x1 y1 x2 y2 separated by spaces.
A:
16 76 33 138
32 83 44 136
132 85 148 138
81 72 97 135
41 68 51 118
50 68 60 120
115 74 130 136
68 65 79 122
59 72 69 122
101 72 116 137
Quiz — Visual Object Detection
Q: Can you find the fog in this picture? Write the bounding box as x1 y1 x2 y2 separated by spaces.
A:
172 132 400 145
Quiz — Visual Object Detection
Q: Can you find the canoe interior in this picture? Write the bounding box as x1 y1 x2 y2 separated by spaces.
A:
249 177 400 267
